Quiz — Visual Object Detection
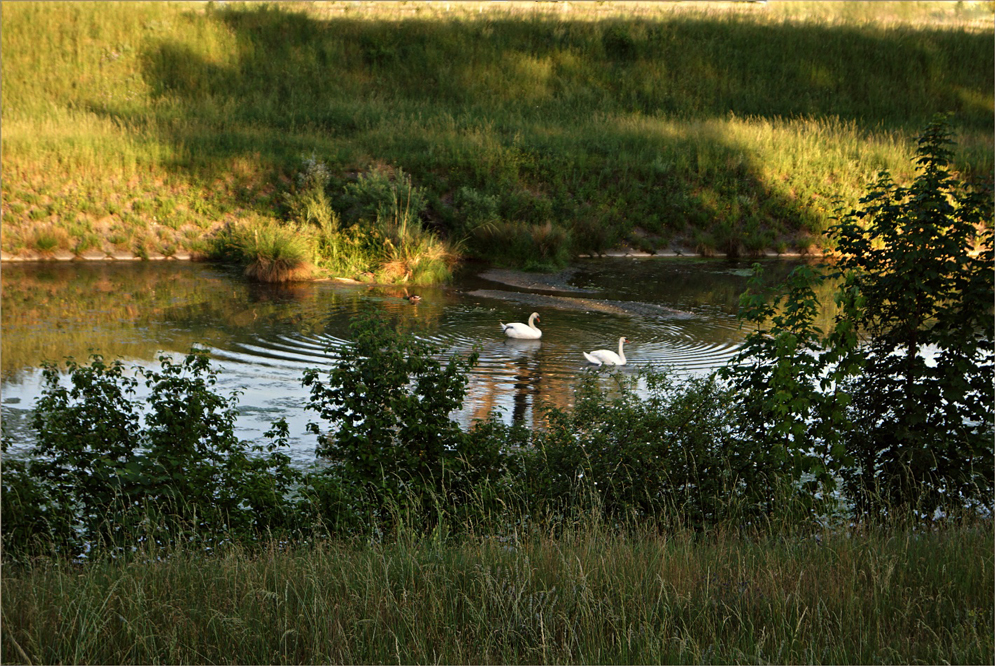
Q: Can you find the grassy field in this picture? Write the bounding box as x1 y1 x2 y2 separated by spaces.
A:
2 520 991 664
1 1 992 275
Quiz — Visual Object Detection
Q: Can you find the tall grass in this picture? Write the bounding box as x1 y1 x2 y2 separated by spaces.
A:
2 517 991 664
211 219 318 282
2 1 991 266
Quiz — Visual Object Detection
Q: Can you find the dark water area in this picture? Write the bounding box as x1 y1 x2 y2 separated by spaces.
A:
1 258 810 466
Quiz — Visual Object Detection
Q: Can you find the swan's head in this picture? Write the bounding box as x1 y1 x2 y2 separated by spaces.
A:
530 312 541 323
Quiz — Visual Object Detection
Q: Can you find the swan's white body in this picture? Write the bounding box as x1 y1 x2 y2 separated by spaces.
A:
584 337 628 366
501 312 542 339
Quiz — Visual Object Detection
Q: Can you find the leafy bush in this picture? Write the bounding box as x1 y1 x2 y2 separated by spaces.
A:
723 117 994 519
340 166 427 230
0 437 71 560
208 220 317 282
25 351 300 556
283 155 338 230
829 117 994 516
453 185 501 239
524 369 779 529
472 220 572 271
301 309 505 532
277 160 455 284
721 263 863 504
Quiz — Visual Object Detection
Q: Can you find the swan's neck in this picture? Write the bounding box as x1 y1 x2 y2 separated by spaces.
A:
617 338 626 362
529 314 539 329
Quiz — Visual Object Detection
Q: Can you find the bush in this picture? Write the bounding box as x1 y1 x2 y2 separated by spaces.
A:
720 262 862 506
283 155 338 230
723 117 994 520
472 220 572 271
339 166 427 230
830 117 994 516
279 160 456 284
25 351 300 557
524 369 782 529
301 309 505 532
453 185 501 239
209 220 317 282
0 437 71 560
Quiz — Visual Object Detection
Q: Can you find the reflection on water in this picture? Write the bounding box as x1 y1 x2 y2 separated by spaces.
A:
1 258 815 465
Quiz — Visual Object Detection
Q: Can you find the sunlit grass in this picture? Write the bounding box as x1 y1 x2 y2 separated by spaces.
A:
2 1 991 267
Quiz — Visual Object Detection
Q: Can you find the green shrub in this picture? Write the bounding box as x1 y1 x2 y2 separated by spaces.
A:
26 351 300 557
472 220 572 270
723 117 994 520
453 185 501 238
301 309 502 532
283 155 338 229
524 368 790 529
830 117 995 516
0 437 71 561
721 263 863 509
339 166 427 229
209 220 317 282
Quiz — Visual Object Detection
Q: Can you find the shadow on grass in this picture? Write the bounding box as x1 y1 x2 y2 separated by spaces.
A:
85 4 994 253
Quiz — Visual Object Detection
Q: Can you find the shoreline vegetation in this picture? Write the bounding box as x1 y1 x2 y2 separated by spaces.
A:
2 1 993 281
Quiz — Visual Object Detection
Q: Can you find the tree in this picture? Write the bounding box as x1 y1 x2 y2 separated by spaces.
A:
724 116 993 520
830 116 994 516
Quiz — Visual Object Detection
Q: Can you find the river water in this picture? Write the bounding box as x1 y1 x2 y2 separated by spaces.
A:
1 258 809 466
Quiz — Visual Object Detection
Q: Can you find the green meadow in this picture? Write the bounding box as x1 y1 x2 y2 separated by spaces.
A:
1 1 992 278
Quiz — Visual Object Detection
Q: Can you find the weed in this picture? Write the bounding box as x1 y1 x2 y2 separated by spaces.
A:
229 220 317 282
31 227 66 255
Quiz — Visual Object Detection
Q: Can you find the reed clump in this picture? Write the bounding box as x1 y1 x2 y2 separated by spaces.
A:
229 220 318 283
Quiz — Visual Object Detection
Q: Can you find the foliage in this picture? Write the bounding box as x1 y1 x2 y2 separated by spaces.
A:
0 437 72 561
829 116 995 516
278 159 455 284
525 369 791 529
20 351 300 557
208 219 317 282
723 117 994 519
472 220 573 271
339 166 427 232
453 185 502 239
282 154 337 230
720 262 863 501
301 309 504 531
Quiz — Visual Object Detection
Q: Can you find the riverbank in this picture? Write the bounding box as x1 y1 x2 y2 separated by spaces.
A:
0 246 821 263
1 1 990 277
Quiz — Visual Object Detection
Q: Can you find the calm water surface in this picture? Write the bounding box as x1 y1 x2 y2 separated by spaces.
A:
1 258 805 466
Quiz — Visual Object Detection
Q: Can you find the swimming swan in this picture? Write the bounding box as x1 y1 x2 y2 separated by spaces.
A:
583 337 628 366
500 312 542 339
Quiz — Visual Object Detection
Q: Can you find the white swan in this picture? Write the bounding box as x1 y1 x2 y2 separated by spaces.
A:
500 312 542 339
583 337 628 366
